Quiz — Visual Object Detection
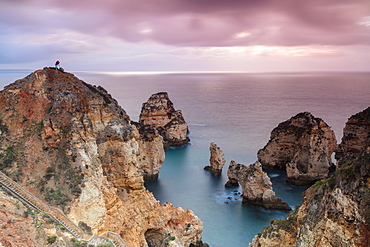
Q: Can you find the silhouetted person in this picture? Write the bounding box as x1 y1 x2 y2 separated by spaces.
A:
55 61 60 70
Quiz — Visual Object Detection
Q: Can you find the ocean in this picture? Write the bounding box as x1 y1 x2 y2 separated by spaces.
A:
1 71 370 247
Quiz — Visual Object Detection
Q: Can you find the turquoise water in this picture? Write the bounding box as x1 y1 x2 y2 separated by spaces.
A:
2 71 370 246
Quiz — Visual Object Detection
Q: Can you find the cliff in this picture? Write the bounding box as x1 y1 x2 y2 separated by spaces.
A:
225 161 291 211
249 107 370 247
249 151 370 247
257 112 337 185
335 106 370 160
204 142 226 177
139 92 190 149
0 68 204 247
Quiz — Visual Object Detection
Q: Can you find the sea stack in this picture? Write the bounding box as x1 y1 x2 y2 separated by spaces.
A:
257 112 337 185
139 92 190 149
225 161 291 211
335 106 370 162
0 68 205 247
204 142 226 177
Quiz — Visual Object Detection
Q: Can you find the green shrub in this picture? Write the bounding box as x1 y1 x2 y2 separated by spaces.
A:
47 235 57 244
45 189 70 207
70 238 88 247
0 146 17 170
44 166 55 180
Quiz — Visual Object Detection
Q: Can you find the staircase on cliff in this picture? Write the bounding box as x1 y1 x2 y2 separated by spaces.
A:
0 171 128 247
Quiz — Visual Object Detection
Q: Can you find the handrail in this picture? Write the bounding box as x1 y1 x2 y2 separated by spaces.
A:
0 171 128 247
100 231 129 247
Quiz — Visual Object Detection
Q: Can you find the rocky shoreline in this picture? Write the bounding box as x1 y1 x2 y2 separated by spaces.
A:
249 106 370 247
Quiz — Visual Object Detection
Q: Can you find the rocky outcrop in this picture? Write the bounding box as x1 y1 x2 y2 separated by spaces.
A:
204 142 226 177
225 161 291 211
131 123 165 181
335 107 370 161
249 151 370 247
0 68 204 247
139 92 190 149
257 112 337 185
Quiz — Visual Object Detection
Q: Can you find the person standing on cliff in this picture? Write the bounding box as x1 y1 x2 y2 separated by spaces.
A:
55 61 60 70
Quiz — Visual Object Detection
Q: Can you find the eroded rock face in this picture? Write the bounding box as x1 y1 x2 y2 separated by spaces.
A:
131 123 165 181
335 107 370 162
257 112 337 185
226 161 291 211
249 152 370 247
0 68 204 247
139 92 190 149
204 142 226 177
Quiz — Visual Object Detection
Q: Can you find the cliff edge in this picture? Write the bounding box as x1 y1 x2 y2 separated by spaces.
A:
0 68 205 247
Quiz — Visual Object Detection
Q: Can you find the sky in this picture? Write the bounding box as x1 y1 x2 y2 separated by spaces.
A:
1 0 370 72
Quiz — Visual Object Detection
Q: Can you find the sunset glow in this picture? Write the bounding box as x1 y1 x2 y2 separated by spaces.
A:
1 0 369 72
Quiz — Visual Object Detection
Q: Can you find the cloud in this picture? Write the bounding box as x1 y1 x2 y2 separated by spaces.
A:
1 0 369 72
1 0 370 47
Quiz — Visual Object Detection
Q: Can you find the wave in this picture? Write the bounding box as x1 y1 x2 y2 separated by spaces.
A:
190 123 209 127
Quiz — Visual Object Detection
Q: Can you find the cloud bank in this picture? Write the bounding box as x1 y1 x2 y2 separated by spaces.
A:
1 0 369 71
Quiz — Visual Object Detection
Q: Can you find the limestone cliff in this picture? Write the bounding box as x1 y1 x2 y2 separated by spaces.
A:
249 151 370 247
139 92 190 149
225 161 291 211
250 108 370 247
131 123 165 181
204 142 226 177
0 68 204 247
257 112 337 185
335 106 370 161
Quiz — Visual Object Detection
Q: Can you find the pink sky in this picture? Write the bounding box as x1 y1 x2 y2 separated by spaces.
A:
1 0 370 72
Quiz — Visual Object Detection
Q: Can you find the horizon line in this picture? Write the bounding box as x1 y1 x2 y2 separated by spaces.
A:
1 69 370 75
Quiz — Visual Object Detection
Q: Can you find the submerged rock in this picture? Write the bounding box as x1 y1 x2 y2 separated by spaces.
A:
335 106 370 162
226 161 291 211
204 142 226 177
257 112 337 185
139 92 190 149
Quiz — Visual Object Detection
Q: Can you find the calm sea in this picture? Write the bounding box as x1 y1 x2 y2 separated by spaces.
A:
1 71 370 247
